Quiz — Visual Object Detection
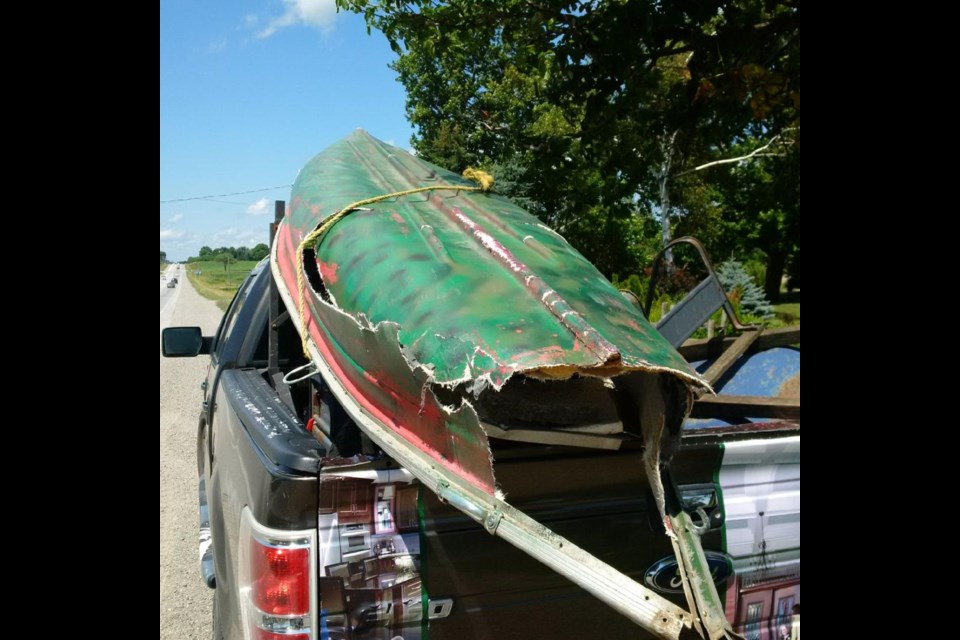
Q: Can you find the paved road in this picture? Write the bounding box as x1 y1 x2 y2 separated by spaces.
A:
160 265 180 318
160 266 223 640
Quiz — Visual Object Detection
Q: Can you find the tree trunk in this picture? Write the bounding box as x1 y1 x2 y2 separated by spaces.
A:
659 131 678 270
659 174 672 268
764 250 788 302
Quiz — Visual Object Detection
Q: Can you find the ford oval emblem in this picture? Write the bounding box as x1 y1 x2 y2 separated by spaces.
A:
644 551 734 595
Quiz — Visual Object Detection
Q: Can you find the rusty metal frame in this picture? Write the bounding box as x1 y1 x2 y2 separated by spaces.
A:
644 237 799 426
643 236 752 340
269 201 296 413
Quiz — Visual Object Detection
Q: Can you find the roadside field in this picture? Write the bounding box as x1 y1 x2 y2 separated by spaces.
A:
185 260 259 310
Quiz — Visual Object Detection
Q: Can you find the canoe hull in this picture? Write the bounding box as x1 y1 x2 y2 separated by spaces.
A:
270 131 737 639
273 130 706 494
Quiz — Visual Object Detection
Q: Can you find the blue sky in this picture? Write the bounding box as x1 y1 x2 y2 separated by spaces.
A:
160 0 414 261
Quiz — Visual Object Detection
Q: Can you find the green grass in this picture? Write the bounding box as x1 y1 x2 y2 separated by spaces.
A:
186 260 259 311
160 263 167 274
774 290 800 325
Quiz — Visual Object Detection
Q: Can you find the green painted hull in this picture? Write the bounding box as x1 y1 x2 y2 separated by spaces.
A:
273 130 706 495
286 131 701 385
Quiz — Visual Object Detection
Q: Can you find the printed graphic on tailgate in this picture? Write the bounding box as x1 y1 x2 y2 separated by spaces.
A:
318 464 427 640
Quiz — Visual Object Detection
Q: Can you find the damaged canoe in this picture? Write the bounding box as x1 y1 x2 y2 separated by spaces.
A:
271 130 740 639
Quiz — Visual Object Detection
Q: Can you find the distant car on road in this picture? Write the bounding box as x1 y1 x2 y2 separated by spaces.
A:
166 280 176 288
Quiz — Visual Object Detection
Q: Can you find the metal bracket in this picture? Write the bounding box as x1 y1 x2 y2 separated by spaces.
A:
436 481 502 535
271 309 290 329
282 361 319 385
483 509 503 535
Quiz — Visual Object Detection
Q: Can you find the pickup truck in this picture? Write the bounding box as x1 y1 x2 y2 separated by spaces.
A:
163 258 800 640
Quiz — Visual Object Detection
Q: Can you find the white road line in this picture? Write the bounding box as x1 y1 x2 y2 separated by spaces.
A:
160 288 179 320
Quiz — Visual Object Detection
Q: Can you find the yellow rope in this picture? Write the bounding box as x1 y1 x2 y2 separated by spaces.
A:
295 170 494 357
463 166 495 191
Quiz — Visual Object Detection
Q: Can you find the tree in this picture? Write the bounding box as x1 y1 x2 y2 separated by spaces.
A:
250 243 270 261
214 251 236 272
712 137 800 299
199 246 214 259
214 250 237 287
160 250 167 264
338 0 800 280
717 259 774 318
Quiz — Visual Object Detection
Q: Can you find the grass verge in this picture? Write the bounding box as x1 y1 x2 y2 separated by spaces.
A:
774 290 800 325
185 260 259 311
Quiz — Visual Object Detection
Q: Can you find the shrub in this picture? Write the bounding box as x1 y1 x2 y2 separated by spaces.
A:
742 259 767 293
717 260 775 318
611 273 647 301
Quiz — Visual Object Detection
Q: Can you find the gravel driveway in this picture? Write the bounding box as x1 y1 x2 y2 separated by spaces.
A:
160 271 223 639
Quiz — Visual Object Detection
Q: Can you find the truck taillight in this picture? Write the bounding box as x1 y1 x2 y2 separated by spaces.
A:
250 545 310 615
252 631 310 640
239 508 316 640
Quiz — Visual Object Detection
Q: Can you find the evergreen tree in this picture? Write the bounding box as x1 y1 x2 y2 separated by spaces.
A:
717 260 774 318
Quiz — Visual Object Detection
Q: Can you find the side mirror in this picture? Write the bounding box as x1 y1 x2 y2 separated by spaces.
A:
162 327 211 357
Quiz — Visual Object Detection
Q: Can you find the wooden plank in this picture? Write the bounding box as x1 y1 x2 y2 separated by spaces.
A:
480 422 624 450
679 325 800 361
682 421 801 440
691 395 800 420
555 421 624 435
702 328 762 386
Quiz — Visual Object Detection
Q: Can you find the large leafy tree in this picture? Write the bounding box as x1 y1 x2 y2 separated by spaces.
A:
712 135 800 297
250 243 271 261
339 0 799 290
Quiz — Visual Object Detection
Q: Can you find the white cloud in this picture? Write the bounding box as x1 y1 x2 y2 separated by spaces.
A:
160 228 184 239
168 213 184 223
212 227 267 247
258 0 337 39
246 197 270 215
162 234 197 249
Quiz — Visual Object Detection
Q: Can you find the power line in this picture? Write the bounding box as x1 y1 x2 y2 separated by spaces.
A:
159 184 291 204
204 199 253 206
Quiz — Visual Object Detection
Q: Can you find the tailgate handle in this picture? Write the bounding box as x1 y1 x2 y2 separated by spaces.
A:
428 598 453 620
680 484 724 530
